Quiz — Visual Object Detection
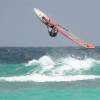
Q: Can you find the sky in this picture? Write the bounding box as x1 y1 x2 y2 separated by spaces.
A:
0 0 100 47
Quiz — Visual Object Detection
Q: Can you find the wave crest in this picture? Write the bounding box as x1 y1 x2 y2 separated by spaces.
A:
25 55 100 75
0 74 99 82
0 55 100 82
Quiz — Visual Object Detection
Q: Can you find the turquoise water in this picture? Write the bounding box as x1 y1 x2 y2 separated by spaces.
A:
0 47 100 100
0 86 100 100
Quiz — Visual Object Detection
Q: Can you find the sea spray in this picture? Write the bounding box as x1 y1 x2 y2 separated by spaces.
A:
0 55 100 82
26 56 100 75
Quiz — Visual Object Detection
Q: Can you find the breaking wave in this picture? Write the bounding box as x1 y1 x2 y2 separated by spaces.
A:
0 55 100 82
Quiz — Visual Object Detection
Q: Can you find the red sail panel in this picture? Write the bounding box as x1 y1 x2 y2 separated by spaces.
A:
55 25 95 48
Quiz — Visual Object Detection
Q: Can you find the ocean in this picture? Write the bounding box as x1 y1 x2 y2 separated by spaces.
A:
0 47 100 100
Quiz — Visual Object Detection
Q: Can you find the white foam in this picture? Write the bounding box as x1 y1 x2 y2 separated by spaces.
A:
0 74 99 82
25 59 38 66
25 56 100 75
10 55 99 82
39 56 55 69
57 57 95 71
